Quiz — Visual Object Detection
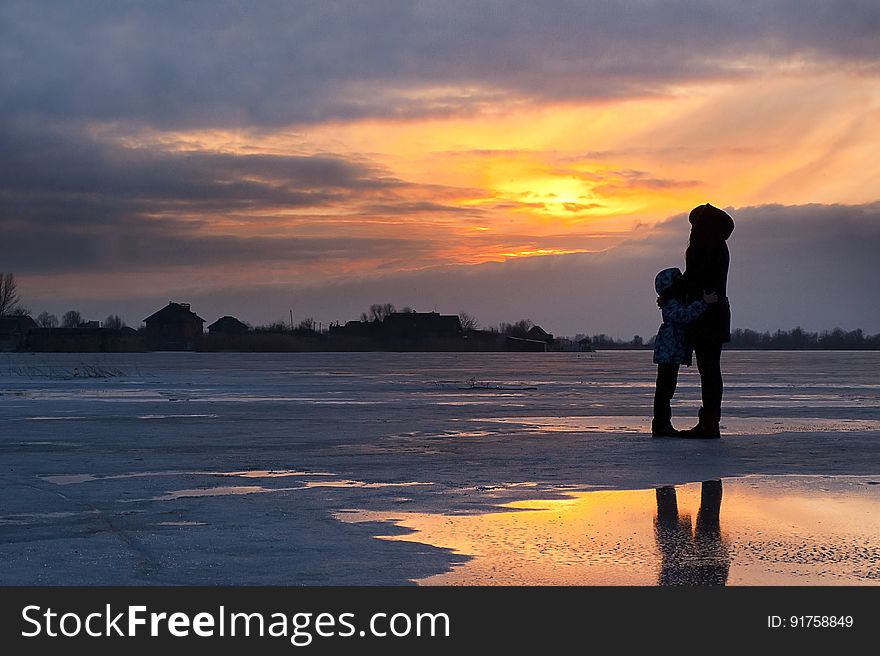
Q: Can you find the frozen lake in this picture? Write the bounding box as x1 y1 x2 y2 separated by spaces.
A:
1 351 879 584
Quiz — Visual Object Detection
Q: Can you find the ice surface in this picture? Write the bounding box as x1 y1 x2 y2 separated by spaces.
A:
1 351 879 584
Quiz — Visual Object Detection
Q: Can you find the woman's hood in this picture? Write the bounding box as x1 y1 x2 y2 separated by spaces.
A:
689 203 734 240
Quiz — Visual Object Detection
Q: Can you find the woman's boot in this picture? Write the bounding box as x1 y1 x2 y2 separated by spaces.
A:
679 407 721 439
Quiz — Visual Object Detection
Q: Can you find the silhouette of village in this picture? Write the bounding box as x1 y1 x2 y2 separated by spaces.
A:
2 268 879 353
2 297 879 353
0 301 568 353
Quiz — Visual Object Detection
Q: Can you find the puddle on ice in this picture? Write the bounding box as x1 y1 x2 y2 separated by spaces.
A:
40 468 433 502
338 476 880 585
478 416 880 435
41 469 335 486
43 474 102 485
194 396 386 404
392 430 496 440
223 470 335 479
137 414 219 420
0 510 100 525
138 478 430 501
144 485 301 501
301 480 434 489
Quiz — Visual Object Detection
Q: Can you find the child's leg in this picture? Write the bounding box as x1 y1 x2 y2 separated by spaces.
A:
653 363 680 425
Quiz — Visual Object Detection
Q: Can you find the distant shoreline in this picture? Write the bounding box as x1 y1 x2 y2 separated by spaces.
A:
4 346 880 355
4 311 879 353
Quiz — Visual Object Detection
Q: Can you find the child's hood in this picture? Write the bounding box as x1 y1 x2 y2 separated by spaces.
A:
655 267 683 295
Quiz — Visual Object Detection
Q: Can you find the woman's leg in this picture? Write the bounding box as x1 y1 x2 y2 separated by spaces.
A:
695 341 723 420
681 342 723 437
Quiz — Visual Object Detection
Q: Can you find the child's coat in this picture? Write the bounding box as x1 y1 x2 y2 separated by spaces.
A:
653 299 707 366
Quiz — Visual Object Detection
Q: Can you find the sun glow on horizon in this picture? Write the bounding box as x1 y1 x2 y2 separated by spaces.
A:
81 71 880 282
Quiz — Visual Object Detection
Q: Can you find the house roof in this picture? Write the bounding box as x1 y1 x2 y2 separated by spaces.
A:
0 314 39 332
207 316 249 330
143 302 205 324
526 325 553 340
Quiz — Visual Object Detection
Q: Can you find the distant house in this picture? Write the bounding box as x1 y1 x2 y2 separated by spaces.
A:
27 322 145 353
0 314 38 351
577 337 595 352
328 312 462 341
143 302 205 350
207 316 249 335
504 335 549 352
526 325 554 343
381 312 462 339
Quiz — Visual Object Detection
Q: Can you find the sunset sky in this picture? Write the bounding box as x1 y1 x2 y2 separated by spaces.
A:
2 1 879 335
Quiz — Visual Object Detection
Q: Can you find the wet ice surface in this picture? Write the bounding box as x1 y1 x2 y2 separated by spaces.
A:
1 351 879 584
340 476 880 585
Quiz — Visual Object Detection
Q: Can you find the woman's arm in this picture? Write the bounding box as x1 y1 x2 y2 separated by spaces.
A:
663 299 708 324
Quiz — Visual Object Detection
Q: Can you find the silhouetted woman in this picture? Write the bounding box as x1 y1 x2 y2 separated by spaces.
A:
680 204 734 438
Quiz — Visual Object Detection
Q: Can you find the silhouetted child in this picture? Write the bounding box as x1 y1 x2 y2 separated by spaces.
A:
652 267 718 436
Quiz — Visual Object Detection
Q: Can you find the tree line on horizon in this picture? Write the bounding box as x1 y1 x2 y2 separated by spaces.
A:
587 327 880 350
4 274 880 349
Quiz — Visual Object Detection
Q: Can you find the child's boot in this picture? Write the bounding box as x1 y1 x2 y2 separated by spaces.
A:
651 398 679 436
651 416 679 437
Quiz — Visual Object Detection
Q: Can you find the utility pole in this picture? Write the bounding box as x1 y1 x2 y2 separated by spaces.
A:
289 308 294 330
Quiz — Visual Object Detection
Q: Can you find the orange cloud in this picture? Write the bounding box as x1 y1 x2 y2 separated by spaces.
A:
34 70 880 284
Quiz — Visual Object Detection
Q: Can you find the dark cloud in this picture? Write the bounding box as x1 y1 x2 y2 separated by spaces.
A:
2 1 878 128
0 122 445 273
0 215 435 275
0 121 392 206
25 202 880 335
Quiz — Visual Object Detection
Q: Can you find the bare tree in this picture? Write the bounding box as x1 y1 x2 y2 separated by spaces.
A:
255 320 288 333
297 317 316 331
499 319 533 337
36 312 59 328
459 312 479 331
363 303 396 322
61 310 83 328
377 303 397 321
104 314 126 330
0 272 22 316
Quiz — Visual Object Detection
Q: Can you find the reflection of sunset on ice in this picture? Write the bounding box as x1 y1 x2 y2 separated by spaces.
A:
343 478 880 586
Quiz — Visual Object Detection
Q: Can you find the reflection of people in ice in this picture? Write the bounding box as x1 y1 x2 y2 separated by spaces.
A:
654 479 730 585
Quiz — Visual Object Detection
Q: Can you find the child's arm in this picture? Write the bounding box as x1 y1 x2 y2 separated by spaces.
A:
663 293 717 324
